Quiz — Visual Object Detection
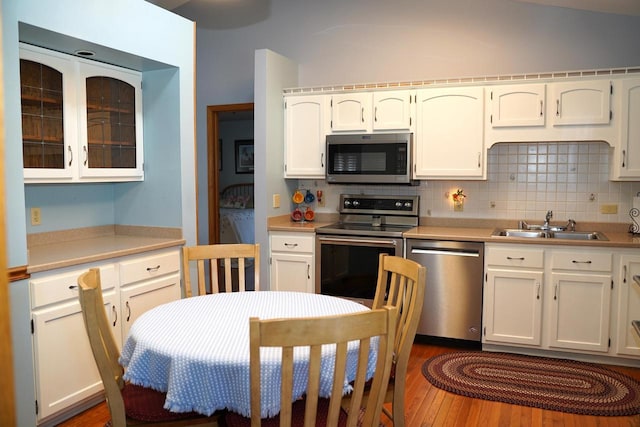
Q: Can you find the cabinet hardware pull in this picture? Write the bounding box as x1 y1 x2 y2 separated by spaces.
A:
112 306 117 327
506 256 525 260
307 264 310 279
68 145 73 167
623 265 627 283
536 282 540 300
571 260 592 264
554 283 558 300
556 99 561 117
126 301 131 321
83 146 88 166
477 152 481 168
540 100 543 117
68 285 78 290
321 153 324 168
374 106 378 122
361 107 365 123
146 265 161 272
622 150 626 168
284 243 298 248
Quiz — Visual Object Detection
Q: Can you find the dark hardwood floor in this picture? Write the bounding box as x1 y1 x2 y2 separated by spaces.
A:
58 341 640 427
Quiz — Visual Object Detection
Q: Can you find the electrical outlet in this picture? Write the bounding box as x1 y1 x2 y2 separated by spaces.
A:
600 204 618 214
31 207 42 225
273 193 280 208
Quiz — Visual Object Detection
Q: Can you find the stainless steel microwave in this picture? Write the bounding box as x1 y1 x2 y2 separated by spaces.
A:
325 133 414 184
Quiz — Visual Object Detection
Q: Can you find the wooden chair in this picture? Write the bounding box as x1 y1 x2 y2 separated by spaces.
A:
77 268 220 427
225 306 398 427
370 253 426 427
182 243 260 297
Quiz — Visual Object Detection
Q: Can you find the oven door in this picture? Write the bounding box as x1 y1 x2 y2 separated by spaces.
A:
315 234 403 307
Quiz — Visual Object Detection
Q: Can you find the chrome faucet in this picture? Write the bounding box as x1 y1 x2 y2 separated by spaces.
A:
566 218 576 232
543 210 553 229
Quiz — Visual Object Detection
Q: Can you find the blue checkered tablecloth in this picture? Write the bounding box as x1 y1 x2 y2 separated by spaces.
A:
119 291 375 418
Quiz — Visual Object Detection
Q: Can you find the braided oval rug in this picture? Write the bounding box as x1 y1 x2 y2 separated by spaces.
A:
422 351 640 416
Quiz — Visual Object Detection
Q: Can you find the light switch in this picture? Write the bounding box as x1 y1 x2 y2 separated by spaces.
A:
273 194 280 208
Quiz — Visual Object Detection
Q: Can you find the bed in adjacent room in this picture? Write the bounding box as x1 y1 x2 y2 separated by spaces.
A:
219 183 255 244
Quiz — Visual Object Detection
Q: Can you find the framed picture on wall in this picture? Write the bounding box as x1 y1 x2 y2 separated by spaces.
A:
235 139 254 174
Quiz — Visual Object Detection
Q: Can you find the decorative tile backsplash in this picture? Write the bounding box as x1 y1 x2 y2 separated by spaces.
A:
306 142 640 225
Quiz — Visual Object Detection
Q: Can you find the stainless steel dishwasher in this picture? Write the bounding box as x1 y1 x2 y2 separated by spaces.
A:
406 239 484 342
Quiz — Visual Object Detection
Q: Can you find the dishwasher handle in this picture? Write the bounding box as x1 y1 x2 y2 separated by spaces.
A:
410 248 480 257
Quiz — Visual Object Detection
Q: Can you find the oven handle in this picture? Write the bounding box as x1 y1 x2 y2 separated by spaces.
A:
317 236 398 247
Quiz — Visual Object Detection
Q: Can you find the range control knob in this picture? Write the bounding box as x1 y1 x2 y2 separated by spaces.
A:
395 201 402 207
343 200 352 207
352 200 360 207
404 201 412 208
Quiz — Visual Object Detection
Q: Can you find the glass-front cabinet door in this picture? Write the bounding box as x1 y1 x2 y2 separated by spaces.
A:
19 43 143 183
20 46 76 181
77 61 143 180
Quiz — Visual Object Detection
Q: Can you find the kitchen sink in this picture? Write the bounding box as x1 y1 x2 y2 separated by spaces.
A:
492 229 608 241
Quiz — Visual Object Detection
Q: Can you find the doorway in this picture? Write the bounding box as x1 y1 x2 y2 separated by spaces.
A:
206 103 254 245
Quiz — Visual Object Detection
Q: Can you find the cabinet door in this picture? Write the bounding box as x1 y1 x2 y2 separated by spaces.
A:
551 80 611 126
415 86 484 179
330 93 372 132
270 253 314 293
372 90 413 131
611 78 640 180
489 84 545 127
32 291 118 421
20 45 77 181
119 273 181 342
483 269 543 346
616 255 640 356
284 95 327 178
77 61 144 181
548 272 611 352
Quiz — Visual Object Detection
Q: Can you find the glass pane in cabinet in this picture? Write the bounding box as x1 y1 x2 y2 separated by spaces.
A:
85 76 136 169
20 59 65 169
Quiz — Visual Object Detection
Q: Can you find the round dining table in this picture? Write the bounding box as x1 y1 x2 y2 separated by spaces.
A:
119 291 375 418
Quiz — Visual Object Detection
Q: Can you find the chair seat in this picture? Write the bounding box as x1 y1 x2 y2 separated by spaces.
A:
225 398 348 427
122 383 203 422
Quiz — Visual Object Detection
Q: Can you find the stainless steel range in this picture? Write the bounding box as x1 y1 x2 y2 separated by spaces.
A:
315 194 419 306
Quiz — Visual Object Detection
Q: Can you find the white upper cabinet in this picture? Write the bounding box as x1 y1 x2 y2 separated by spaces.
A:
610 78 640 180
329 91 413 133
20 43 144 183
284 94 328 178
551 80 611 126
330 92 372 132
486 79 615 147
372 90 413 131
415 86 485 179
489 84 546 127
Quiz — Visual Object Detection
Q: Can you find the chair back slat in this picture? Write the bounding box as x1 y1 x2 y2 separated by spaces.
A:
182 244 260 296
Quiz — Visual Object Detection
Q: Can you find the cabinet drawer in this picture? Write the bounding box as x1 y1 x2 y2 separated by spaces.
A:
271 233 314 253
120 250 180 285
551 250 612 272
485 246 544 268
31 264 116 308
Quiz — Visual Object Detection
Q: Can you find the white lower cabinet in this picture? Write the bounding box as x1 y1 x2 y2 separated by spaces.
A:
29 248 181 424
269 231 314 293
548 250 612 353
616 254 640 357
484 245 613 352
30 264 118 421
483 245 544 346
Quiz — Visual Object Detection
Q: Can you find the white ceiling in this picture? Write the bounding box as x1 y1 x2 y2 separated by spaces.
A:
514 0 640 16
147 0 640 17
